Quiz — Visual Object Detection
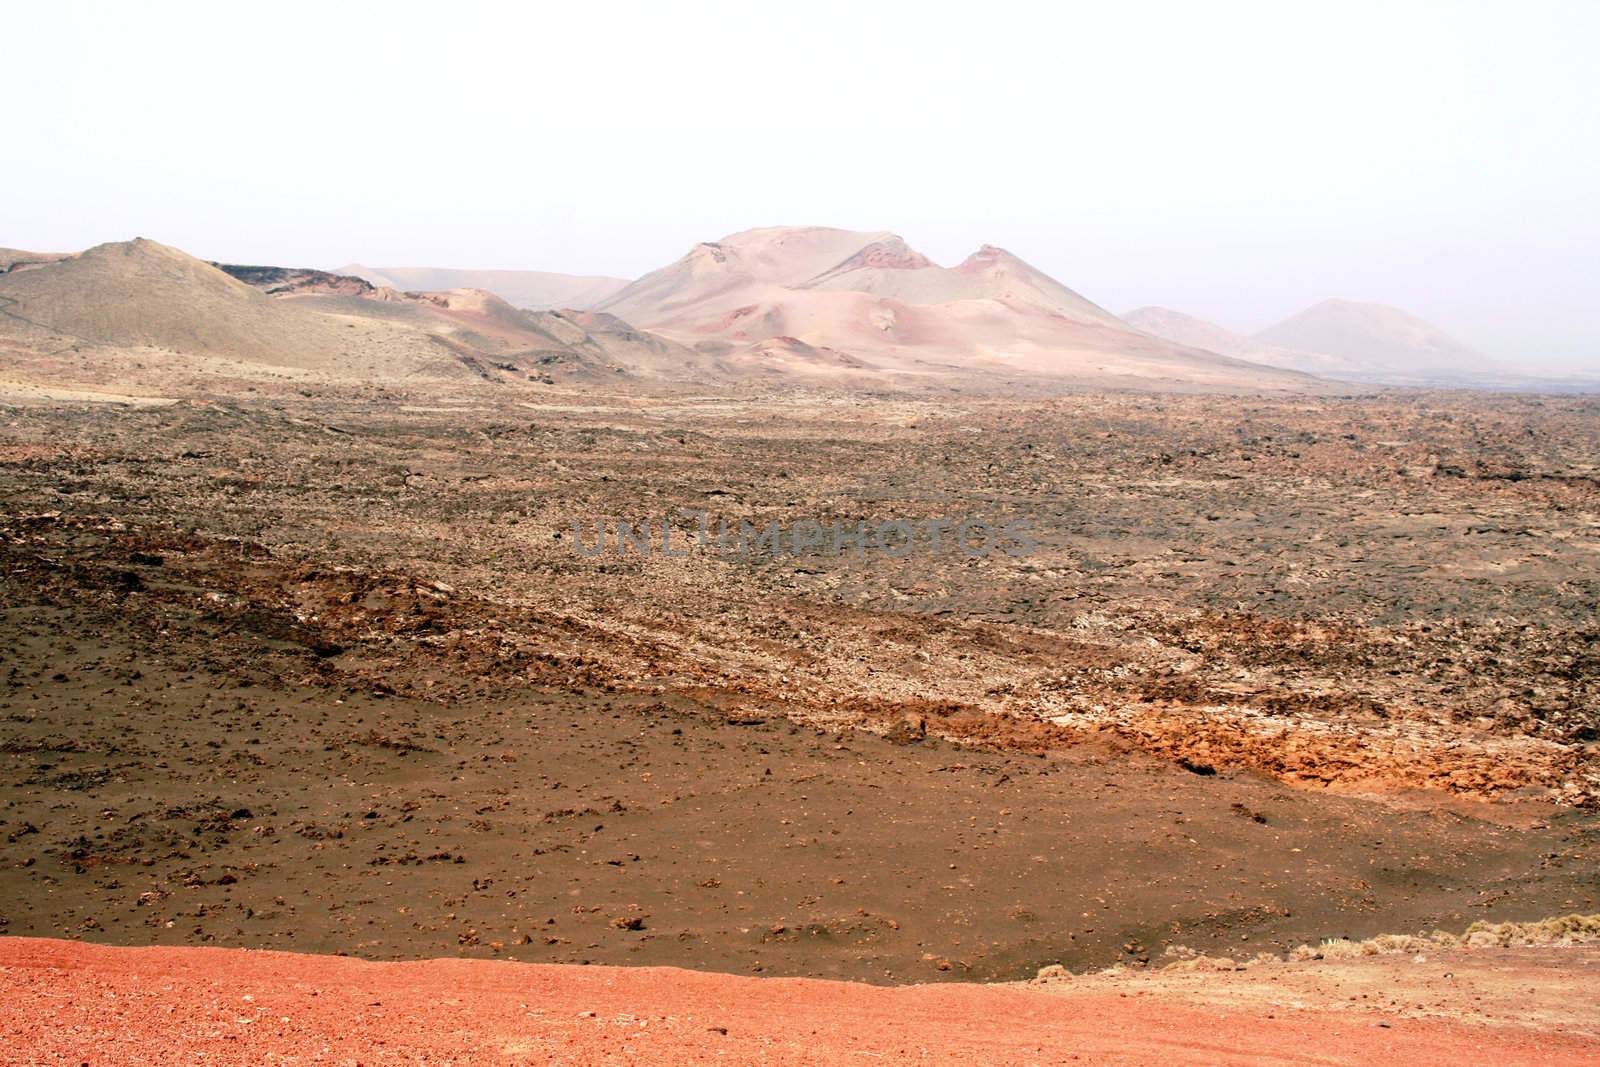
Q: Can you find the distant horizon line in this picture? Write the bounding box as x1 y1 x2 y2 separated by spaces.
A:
13 231 1597 374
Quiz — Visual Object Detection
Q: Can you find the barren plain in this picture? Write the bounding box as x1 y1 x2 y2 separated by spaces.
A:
1 387 1595 991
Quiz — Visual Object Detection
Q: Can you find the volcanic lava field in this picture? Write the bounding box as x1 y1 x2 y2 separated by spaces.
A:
0 388 1595 987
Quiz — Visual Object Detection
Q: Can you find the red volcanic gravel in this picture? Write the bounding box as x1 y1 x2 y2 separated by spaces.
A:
2 937 1597 1065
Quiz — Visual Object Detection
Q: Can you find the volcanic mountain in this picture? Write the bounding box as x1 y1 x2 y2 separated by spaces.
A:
1254 299 1502 384
0 238 388 371
0 232 1318 394
0 239 708 389
338 264 629 311
597 227 1315 390
1126 301 1507 386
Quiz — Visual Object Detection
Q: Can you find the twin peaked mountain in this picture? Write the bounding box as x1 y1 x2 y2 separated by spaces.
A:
587 226 1298 387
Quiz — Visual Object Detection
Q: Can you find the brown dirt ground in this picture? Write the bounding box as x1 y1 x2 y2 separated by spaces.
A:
0 555 1595 983
3 392 1600 984
0 390 1597 1036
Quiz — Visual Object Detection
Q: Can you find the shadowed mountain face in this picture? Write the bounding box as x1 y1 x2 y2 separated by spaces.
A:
214 263 377 297
597 226 1315 390
338 264 629 311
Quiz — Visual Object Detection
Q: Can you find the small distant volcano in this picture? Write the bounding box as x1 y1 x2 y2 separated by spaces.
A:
1126 300 1506 386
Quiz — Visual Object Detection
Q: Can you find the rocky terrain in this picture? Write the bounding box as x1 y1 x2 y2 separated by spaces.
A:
1 233 1597 1063
0 388 1595 992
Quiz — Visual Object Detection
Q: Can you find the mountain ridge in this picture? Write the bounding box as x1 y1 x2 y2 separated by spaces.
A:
0 238 708 386
1124 300 1512 386
597 226 1307 389
0 232 1323 394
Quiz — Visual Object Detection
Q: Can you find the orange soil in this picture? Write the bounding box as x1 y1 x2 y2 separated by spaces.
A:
2 937 1595 1065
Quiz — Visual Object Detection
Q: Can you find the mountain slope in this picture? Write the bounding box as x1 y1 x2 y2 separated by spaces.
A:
0 234 1318 394
1253 299 1499 382
1126 301 1520 386
0 248 71 274
0 239 377 370
600 227 1123 329
1123 307 1265 360
0 239 708 388
338 264 628 310
802 241 1127 328
599 227 1310 389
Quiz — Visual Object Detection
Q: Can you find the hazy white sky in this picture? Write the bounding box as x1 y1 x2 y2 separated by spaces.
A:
8 1 1598 369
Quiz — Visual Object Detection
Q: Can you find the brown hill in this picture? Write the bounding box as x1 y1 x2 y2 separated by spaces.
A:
268 282 714 384
599 227 1312 390
0 239 385 371
0 239 713 390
